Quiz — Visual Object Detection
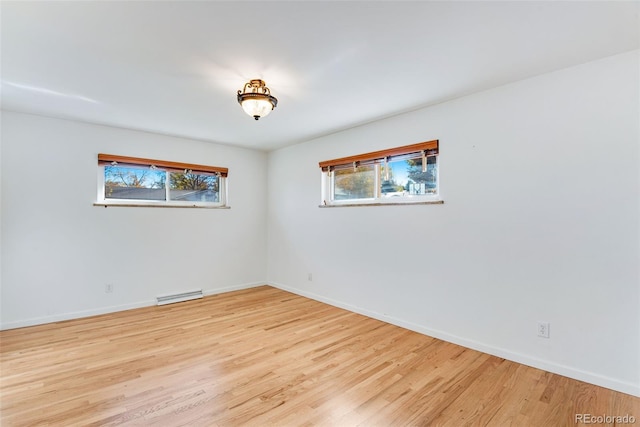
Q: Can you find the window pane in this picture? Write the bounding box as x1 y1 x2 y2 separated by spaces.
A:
333 165 375 200
105 166 166 200
383 155 437 197
169 172 219 202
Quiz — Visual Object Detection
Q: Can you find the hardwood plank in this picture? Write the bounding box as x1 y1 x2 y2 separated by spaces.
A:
1 286 638 426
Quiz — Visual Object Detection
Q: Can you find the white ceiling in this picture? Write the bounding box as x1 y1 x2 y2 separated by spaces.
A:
1 1 638 151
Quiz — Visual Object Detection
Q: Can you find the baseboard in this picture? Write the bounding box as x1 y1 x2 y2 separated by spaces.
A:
0 281 265 331
267 281 640 398
0 299 156 330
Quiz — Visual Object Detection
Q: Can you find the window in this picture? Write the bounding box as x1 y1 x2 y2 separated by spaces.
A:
96 154 228 208
319 140 440 206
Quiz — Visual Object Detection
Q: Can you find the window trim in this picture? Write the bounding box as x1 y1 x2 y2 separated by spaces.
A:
95 154 229 208
319 140 441 206
319 200 444 208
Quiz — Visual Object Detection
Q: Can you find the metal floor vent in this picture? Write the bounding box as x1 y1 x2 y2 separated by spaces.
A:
156 289 203 306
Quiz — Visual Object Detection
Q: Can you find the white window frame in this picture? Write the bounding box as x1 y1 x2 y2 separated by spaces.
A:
319 140 442 207
95 154 229 209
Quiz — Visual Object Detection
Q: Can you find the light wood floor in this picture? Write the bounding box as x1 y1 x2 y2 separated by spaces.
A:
1 286 638 426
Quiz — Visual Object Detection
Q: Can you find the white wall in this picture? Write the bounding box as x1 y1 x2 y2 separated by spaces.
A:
1 112 268 329
267 51 640 396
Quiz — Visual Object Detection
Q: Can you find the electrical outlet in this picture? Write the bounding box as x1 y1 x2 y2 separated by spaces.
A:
537 322 550 338
308 273 313 281
105 283 113 293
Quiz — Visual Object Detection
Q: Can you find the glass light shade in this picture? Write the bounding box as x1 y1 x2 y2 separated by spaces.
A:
241 98 274 119
237 79 277 120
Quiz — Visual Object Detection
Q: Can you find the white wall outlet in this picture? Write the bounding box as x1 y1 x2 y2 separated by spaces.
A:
308 273 313 281
105 283 113 293
537 321 550 338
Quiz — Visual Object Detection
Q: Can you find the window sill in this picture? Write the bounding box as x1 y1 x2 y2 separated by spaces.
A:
319 200 444 208
94 202 230 209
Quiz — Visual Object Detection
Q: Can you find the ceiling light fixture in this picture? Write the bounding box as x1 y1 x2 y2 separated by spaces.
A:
237 79 278 120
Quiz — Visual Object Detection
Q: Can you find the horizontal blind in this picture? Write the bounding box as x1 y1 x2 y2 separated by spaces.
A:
319 140 438 171
98 154 228 177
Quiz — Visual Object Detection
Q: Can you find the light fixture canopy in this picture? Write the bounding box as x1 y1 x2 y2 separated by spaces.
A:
237 79 278 120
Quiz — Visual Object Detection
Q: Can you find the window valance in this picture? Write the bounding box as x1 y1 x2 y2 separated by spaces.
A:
319 140 438 172
98 154 228 177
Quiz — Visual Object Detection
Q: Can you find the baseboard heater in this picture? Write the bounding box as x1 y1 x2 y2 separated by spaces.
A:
156 289 203 306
